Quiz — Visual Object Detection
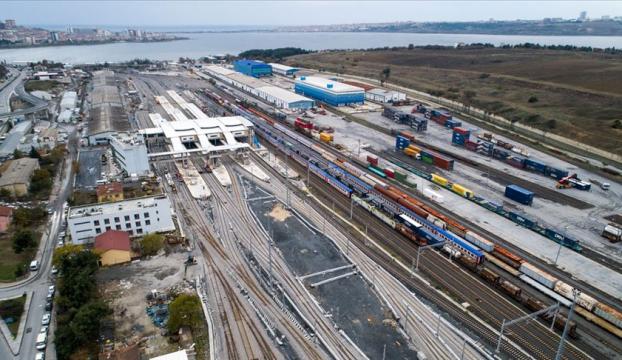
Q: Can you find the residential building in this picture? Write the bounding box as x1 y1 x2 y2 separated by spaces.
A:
67 195 175 244
365 88 407 103
294 76 365 106
96 182 124 203
233 59 272 78
0 158 40 196
94 230 132 266
0 206 13 233
4 19 16 29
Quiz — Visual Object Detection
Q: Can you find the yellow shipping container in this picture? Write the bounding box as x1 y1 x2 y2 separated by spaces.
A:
407 144 421 153
452 183 474 198
320 133 333 142
431 174 448 187
404 148 417 157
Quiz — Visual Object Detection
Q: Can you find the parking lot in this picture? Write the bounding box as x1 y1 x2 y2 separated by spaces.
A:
75 148 104 189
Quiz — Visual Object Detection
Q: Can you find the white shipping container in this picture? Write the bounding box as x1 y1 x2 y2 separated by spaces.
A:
519 263 558 289
554 282 597 311
423 188 445 204
465 231 495 252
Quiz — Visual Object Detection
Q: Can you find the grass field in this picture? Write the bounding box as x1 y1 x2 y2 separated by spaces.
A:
287 48 622 154
0 294 27 337
0 232 38 282
24 79 61 92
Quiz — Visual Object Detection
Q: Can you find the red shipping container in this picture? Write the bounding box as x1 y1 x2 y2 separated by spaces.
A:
465 140 478 151
383 168 395 178
433 155 454 171
398 130 416 142
453 127 470 136
367 155 379 166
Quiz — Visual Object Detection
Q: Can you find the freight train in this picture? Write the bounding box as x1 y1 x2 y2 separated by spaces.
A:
201 83 622 339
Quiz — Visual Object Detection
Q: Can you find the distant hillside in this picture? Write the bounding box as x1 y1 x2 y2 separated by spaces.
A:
286 47 622 153
278 19 622 36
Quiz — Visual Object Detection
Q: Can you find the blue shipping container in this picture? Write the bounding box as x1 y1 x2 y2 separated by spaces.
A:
525 158 547 174
505 184 534 205
509 211 536 228
445 119 462 129
452 133 466 145
396 135 410 150
493 148 510 160
545 166 569 180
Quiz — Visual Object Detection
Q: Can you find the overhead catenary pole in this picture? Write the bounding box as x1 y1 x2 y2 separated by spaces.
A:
555 290 579 360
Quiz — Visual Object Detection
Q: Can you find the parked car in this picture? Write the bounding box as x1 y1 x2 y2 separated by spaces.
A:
48 285 55 295
35 333 47 350
29 260 39 272
35 352 45 360
41 313 50 325
51 266 58 275
45 300 53 311
40 325 48 334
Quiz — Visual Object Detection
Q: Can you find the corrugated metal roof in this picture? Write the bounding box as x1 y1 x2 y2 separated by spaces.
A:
269 63 298 71
256 86 313 104
296 76 364 94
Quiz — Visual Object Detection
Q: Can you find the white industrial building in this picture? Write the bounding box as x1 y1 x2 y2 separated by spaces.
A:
200 65 314 109
67 195 175 244
60 91 78 111
57 109 75 123
365 88 407 103
141 113 254 158
269 63 299 76
108 132 150 176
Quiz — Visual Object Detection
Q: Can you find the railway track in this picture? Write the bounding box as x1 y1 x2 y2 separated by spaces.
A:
257 139 593 360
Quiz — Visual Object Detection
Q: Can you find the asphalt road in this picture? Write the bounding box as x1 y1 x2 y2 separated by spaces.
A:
0 69 23 114
0 126 79 360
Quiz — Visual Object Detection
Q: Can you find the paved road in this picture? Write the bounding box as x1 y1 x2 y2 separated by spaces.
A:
0 126 78 360
0 69 23 114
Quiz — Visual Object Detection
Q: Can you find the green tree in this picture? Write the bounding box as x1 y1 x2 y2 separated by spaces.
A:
528 95 539 103
546 119 557 129
12 149 23 159
52 244 84 268
29 146 41 159
57 251 100 311
12 229 36 253
29 168 52 194
69 300 111 343
380 67 391 86
140 233 164 256
0 188 12 201
167 294 202 334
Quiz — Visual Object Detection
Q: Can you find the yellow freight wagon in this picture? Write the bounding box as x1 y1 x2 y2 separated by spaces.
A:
451 183 474 198
431 174 448 187
404 148 418 157
320 132 334 143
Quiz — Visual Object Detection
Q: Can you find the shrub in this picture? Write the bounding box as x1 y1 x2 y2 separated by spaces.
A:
140 233 164 256
528 96 539 103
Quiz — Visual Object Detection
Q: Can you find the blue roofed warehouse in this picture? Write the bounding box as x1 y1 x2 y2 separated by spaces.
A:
294 76 365 106
233 59 272 78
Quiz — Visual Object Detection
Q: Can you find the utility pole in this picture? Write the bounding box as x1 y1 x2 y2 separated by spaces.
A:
349 197 354 219
555 290 579 360
268 228 274 289
415 242 446 271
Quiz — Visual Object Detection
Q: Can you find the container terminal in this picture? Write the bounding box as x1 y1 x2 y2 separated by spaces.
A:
6 58 621 360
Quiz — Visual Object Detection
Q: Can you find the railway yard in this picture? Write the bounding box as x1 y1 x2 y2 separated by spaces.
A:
84 63 622 360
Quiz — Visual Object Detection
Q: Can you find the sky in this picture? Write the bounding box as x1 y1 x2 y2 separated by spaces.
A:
3 1 621 27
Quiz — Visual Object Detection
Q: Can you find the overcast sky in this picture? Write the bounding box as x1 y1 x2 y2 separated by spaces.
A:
3 1 621 27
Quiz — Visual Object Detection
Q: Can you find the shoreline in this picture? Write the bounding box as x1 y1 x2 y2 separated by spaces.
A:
0 37 188 50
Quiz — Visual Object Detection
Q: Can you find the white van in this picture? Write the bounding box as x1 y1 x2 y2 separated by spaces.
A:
36 332 47 350
29 260 39 272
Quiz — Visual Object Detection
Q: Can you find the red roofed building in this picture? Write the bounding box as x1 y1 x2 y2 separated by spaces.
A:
94 230 131 266
96 182 124 203
0 206 13 233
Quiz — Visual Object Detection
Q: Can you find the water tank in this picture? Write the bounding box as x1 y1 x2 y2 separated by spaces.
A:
327 83 333 89
300 76 306 80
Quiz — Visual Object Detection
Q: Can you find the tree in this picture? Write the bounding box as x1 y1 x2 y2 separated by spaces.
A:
29 168 52 194
167 294 202 334
0 188 12 201
57 251 100 311
12 149 23 159
12 229 36 253
528 95 539 103
69 300 111 343
29 146 41 159
408 43 414 50
53 244 84 268
380 67 391 86
546 119 557 129
612 119 622 129
140 233 164 256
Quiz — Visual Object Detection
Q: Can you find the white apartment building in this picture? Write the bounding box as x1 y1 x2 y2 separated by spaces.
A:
68 195 175 244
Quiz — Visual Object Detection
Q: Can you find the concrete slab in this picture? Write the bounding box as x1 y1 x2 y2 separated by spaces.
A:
174 161 211 199
259 151 299 179
233 157 270 182
212 164 231 187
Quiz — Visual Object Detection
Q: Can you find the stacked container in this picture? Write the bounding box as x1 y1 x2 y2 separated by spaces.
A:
367 154 379 167
445 119 462 129
395 135 411 150
493 148 510 160
452 127 471 145
525 158 547 174
506 156 526 169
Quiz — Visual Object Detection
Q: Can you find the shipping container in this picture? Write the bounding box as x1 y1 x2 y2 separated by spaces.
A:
594 303 622 328
544 166 569 180
525 158 547 174
433 156 454 171
396 135 410 150
602 225 622 243
367 155 379 167
493 148 510 160
407 144 421 153
506 156 526 169
554 282 597 311
520 262 558 289
453 127 470 136
452 133 466 145
466 231 495 252
383 168 395 178
499 280 522 299
394 170 407 182
404 148 418 157
505 185 534 205
398 130 416 142
319 132 333 143
421 156 434 165
431 174 448 187
465 140 478 151
480 267 500 284
509 211 536 228
451 183 474 198
445 119 462 129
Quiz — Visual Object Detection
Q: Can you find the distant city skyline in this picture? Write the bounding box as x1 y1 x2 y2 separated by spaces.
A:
2 1 621 27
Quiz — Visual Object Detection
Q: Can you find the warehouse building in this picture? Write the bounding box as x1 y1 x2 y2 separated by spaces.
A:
366 88 407 103
233 59 272 78
88 70 130 145
60 91 77 111
269 63 299 76
67 195 175 244
295 76 365 106
0 158 40 196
